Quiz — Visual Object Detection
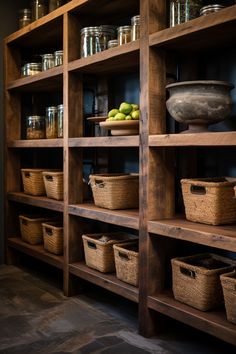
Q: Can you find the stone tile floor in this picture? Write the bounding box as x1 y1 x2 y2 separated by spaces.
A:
0 264 235 354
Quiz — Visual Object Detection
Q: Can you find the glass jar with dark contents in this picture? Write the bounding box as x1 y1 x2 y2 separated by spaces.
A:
170 0 202 27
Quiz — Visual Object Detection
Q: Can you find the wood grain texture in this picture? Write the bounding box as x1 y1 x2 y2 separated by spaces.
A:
7 139 63 148
69 136 139 147
7 192 64 212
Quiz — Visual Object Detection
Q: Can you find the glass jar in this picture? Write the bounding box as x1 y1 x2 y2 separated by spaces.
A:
99 25 116 51
26 116 45 139
31 0 48 21
117 26 132 45
170 0 202 27
200 4 225 16
21 63 42 76
42 54 55 70
80 26 101 58
46 106 58 139
19 9 31 29
131 15 140 41
108 39 118 49
49 0 64 12
54 50 63 66
57 104 63 138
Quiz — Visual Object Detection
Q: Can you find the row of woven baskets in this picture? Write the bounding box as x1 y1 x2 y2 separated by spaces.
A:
172 253 236 324
82 232 139 287
19 215 63 255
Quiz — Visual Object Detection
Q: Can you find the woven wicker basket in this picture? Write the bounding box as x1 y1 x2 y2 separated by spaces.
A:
113 241 139 286
42 221 63 255
220 270 236 324
181 177 236 225
82 232 137 273
172 253 234 311
43 171 63 200
89 173 139 210
19 215 52 245
21 169 47 196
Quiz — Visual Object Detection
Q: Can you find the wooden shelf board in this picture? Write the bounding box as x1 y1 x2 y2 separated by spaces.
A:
149 132 236 147
8 237 63 269
69 261 139 303
8 139 63 148
69 136 139 147
8 192 64 212
68 41 139 74
148 290 236 346
7 66 63 92
68 203 139 230
148 218 236 252
150 5 236 51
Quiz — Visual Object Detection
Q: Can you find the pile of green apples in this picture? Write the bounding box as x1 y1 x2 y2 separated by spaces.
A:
107 102 140 121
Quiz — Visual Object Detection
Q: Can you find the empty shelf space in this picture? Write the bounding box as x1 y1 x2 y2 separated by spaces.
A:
8 192 64 212
69 136 139 147
7 139 63 148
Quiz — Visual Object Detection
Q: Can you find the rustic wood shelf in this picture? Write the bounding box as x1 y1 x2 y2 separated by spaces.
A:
69 136 139 147
68 203 139 230
148 218 236 252
8 139 63 148
148 290 236 346
69 261 139 303
8 237 64 269
8 192 64 212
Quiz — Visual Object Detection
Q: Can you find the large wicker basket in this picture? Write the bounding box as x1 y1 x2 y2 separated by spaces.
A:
181 177 236 225
220 270 236 324
19 215 52 245
82 232 137 273
113 241 139 286
42 221 63 255
21 169 47 196
43 171 63 200
171 253 234 311
89 173 139 210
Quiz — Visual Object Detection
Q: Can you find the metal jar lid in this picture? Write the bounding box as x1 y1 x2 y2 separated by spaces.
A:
26 115 45 121
131 15 140 25
200 4 225 16
80 26 100 35
117 25 132 32
54 50 63 55
108 39 118 47
19 8 31 15
41 53 54 59
99 25 117 34
46 106 58 113
57 104 64 110
24 62 42 69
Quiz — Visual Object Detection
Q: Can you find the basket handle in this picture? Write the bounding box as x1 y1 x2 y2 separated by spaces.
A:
118 252 129 261
45 228 53 236
24 172 31 178
180 267 196 279
89 179 105 189
45 175 53 182
190 185 206 195
87 241 97 249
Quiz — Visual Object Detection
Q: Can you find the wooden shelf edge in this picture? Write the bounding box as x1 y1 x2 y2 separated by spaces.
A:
8 237 64 269
7 139 63 148
8 192 64 212
69 136 139 147
69 261 139 303
148 291 236 346
148 218 236 252
149 132 236 147
68 203 139 230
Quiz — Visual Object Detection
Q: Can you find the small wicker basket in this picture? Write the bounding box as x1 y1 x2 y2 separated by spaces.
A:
171 253 235 311
89 173 139 210
220 270 236 324
43 171 63 200
181 177 236 225
19 215 52 245
113 241 139 286
42 221 63 255
82 232 137 273
21 169 47 196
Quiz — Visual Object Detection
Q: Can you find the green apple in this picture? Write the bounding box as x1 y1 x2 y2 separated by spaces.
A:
119 102 132 115
108 108 119 118
131 103 139 111
114 112 126 120
125 115 132 120
131 109 140 120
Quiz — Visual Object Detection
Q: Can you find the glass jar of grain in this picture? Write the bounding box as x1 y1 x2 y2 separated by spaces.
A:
46 106 58 139
170 0 202 27
42 53 55 70
117 26 132 45
57 104 63 138
131 15 140 41
26 116 45 139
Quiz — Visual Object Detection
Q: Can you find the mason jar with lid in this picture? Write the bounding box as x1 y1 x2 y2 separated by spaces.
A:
80 26 101 58
57 104 63 138
200 4 225 16
21 63 42 76
131 15 140 41
108 39 118 49
117 26 132 45
31 0 48 21
26 116 45 139
19 9 31 29
46 106 58 139
170 0 202 27
54 50 63 66
99 25 116 51
42 54 55 70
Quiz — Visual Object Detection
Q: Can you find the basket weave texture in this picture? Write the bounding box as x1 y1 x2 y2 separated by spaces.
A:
42 221 63 255
21 169 47 196
220 270 236 324
181 177 236 225
19 215 52 245
43 171 63 200
82 232 136 273
113 241 139 286
89 174 139 210
171 253 235 311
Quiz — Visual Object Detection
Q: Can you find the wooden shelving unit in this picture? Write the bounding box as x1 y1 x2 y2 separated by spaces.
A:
4 0 236 346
